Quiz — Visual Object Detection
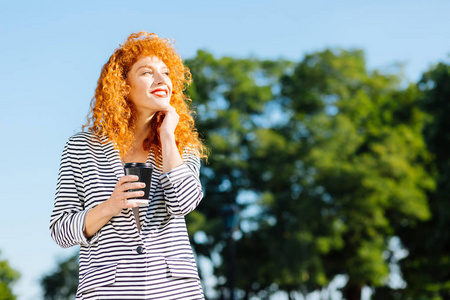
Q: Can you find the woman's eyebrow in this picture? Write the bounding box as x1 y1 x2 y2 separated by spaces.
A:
135 65 168 72
136 65 152 71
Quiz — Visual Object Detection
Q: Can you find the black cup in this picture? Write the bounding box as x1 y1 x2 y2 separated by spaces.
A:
124 163 153 204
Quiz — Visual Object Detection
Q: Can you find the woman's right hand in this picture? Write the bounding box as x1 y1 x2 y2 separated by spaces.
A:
84 175 147 238
105 175 146 216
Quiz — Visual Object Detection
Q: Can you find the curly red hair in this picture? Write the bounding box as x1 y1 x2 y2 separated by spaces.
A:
83 32 207 160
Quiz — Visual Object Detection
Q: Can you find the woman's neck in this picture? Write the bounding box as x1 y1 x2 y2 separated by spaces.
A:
122 113 155 164
134 111 156 143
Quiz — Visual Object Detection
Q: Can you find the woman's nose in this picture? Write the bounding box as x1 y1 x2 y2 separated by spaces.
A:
154 71 167 85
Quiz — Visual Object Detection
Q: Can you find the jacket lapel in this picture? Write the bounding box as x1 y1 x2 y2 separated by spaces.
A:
100 135 124 180
141 151 161 234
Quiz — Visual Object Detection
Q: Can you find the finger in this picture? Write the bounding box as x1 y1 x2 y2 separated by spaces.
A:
119 182 146 192
125 190 145 199
121 175 139 182
116 175 139 187
117 191 129 201
160 111 179 126
167 107 178 115
160 105 177 114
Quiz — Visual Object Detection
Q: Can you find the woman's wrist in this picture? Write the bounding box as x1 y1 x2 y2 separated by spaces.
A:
159 130 176 143
84 200 116 238
99 200 118 219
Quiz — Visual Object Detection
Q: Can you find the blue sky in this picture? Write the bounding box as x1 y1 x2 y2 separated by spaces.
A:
0 0 449 298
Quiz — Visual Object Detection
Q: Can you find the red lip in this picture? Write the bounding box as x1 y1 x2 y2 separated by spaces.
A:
150 88 169 97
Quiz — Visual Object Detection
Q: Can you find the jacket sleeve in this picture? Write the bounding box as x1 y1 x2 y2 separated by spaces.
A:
160 151 204 216
49 137 100 248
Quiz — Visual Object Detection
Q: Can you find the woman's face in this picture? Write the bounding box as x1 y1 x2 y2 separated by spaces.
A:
126 56 173 118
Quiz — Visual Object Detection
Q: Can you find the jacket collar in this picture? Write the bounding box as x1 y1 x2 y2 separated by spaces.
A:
100 135 125 181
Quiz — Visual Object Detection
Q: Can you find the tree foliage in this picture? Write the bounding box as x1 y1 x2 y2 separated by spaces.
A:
41 253 78 300
186 49 434 300
388 62 450 300
279 49 433 300
185 50 293 298
0 251 20 300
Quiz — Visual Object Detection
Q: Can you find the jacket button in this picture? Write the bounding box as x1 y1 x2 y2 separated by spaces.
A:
136 246 143 254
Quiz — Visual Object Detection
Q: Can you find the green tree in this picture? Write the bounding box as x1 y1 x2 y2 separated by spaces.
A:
391 62 450 300
243 49 433 299
185 50 292 298
41 253 78 300
280 49 432 300
0 251 20 300
186 49 433 300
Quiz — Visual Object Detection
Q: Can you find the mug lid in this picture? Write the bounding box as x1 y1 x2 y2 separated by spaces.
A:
124 162 152 168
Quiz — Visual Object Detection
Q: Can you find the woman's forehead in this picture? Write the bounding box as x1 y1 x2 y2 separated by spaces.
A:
134 55 167 67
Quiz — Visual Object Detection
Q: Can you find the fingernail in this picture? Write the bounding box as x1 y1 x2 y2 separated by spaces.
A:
141 183 146 187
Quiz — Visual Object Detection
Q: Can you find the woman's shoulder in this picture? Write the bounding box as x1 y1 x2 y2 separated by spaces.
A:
182 146 201 159
181 147 202 170
65 131 104 149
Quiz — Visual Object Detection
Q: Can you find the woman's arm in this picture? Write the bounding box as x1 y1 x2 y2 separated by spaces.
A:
160 151 203 216
50 136 147 245
158 106 203 216
50 138 91 248
159 106 183 173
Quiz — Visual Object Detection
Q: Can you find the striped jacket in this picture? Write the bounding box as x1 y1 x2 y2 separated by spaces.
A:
50 132 205 299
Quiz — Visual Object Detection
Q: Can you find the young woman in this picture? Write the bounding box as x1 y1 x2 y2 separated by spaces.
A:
50 32 208 299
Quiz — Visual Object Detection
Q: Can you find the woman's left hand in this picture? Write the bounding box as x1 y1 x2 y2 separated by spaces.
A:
158 105 179 137
158 105 183 173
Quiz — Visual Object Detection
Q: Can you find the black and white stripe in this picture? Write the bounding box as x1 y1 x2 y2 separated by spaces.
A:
50 132 205 299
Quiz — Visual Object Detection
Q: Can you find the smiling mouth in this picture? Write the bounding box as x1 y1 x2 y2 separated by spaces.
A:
151 88 169 98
